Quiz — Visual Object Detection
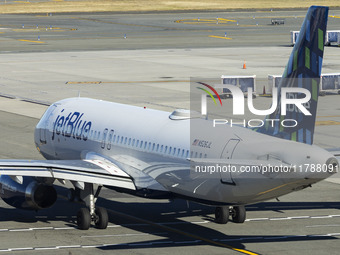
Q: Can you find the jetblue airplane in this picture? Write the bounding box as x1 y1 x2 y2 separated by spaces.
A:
0 6 338 230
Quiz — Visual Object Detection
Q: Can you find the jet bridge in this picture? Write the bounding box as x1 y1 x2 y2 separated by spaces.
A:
291 30 340 46
267 73 340 96
220 75 256 99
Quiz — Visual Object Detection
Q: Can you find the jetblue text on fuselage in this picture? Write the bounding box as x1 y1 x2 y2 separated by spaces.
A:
52 110 92 141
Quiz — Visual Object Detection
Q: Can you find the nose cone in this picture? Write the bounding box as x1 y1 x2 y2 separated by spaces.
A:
278 143 338 185
306 156 339 180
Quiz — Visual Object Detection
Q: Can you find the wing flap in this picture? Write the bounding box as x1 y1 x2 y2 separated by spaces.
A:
0 159 135 190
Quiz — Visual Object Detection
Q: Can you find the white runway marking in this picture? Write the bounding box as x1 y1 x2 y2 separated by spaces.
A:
34 247 59 251
29 227 54 230
9 229 32 232
311 216 333 219
287 216 310 219
56 245 82 249
0 214 339 233
81 232 168 238
246 214 340 222
0 232 339 253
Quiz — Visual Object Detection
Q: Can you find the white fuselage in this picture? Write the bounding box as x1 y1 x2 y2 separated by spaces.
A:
34 98 337 206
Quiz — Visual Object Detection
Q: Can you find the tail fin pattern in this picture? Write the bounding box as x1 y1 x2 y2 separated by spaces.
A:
256 6 329 145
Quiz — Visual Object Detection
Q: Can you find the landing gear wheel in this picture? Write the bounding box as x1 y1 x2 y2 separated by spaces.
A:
232 206 246 223
77 208 91 230
95 207 109 229
215 206 229 224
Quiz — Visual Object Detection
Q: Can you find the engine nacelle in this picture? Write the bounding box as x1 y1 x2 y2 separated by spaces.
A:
0 175 57 210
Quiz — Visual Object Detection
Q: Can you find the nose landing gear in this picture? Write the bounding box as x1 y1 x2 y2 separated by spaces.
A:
70 183 109 230
215 205 246 224
94 207 109 229
76 206 109 230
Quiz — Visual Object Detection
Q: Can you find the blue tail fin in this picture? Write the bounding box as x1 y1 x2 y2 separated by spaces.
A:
256 6 329 145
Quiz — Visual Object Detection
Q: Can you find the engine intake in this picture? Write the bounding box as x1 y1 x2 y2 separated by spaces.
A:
0 175 57 210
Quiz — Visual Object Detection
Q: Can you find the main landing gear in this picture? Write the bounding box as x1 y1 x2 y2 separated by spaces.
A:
69 183 109 230
215 205 246 224
77 206 108 230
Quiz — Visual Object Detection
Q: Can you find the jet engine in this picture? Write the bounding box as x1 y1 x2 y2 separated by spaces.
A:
0 175 57 210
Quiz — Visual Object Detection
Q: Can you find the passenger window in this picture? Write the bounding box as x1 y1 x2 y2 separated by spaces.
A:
164 146 168 153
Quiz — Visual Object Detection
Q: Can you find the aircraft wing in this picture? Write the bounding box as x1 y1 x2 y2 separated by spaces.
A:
0 159 136 190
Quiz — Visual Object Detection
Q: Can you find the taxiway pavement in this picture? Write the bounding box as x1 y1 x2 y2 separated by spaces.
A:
0 9 339 255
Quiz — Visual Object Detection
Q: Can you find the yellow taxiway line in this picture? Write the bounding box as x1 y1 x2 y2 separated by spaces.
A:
209 35 232 40
315 120 340 126
317 115 340 118
18 39 45 44
175 18 236 24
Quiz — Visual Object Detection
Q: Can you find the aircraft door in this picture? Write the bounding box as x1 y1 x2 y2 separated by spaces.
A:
220 139 239 184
